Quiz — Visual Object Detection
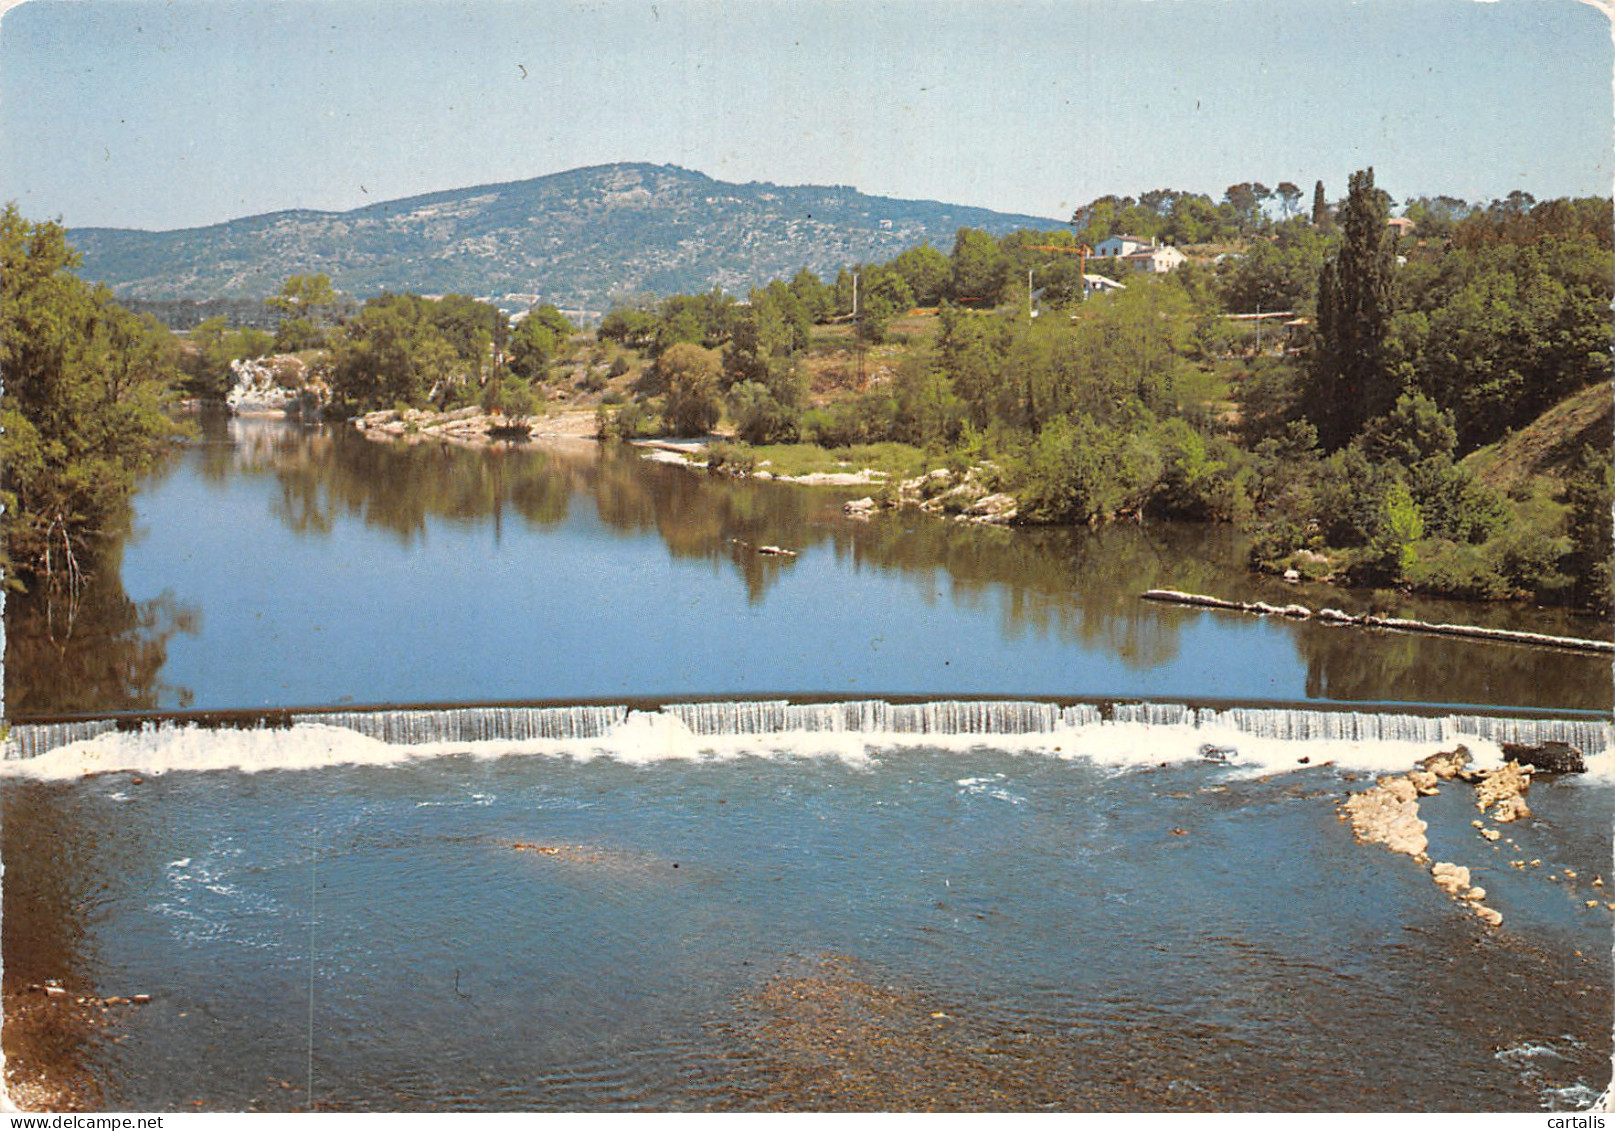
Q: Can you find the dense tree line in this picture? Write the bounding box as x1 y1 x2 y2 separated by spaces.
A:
1 207 188 589
325 293 572 415
1248 171 1613 611
598 172 1611 611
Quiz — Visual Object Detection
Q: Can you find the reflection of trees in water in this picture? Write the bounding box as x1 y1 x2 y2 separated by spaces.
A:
1298 623 1612 711
588 448 1244 667
1 781 110 1106
164 421 1613 701
5 544 199 714
590 450 818 601
220 422 583 544
831 519 1252 670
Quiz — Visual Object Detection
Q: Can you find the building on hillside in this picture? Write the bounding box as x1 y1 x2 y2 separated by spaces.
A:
1082 274 1127 296
1125 245 1188 274
1092 235 1186 274
1093 235 1153 259
1386 217 1416 238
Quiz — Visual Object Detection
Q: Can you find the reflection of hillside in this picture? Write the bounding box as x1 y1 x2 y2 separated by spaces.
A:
4 543 199 714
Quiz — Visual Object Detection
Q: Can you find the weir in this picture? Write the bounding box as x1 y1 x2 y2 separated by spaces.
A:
4 697 1609 761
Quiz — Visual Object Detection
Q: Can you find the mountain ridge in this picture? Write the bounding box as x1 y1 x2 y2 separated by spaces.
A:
67 163 1065 310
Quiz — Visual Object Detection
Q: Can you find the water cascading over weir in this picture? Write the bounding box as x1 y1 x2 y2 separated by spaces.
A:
4 697 1610 764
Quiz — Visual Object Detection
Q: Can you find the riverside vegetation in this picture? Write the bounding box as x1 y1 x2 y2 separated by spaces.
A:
4 169 1611 616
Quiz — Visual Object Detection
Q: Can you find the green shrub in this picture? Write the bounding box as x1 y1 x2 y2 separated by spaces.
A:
1403 539 1509 600
728 381 802 444
596 400 652 441
705 441 756 476
1486 525 1572 600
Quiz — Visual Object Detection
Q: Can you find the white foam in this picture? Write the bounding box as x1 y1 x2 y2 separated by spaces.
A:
2 702 1608 790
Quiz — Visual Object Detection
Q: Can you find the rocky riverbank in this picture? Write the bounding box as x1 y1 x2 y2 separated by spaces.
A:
225 355 327 418
844 465 1019 526
641 441 1019 525
354 406 597 444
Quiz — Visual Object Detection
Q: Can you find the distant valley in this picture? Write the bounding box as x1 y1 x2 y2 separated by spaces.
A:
67 163 1064 312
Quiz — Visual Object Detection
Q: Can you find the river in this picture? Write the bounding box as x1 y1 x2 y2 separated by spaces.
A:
1 415 1609 1112
6 414 1611 716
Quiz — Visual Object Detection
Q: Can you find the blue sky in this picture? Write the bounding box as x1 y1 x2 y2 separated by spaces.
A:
0 0 1609 231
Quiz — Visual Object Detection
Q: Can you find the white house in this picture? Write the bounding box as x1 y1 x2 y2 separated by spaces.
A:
1093 235 1152 259
1092 235 1186 275
1124 245 1188 274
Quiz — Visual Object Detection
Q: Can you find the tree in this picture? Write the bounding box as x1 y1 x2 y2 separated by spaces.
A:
789 268 833 322
1304 167 1397 449
527 303 574 341
1562 446 1614 614
657 342 723 436
1165 193 1228 245
267 273 339 349
481 374 541 424
1 207 185 587
855 264 914 343
949 228 1006 304
890 245 951 307
1358 391 1456 467
1219 219 1332 313
507 315 559 382
328 294 461 410
1224 183 1269 235
1275 182 1303 221
1311 180 1329 227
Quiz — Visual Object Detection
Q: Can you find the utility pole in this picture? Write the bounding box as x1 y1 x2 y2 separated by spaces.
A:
852 270 865 385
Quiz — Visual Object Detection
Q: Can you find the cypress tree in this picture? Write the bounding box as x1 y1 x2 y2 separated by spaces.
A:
1305 168 1397 450
1312 180 1328 226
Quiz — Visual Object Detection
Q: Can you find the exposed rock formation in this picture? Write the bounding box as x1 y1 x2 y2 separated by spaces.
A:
895 465 1018 525
1501 740 1587 775
226 355 327 417
1473 761 1533 823
355 406 533 444
1340 775 1428 858
1416 746 1471 780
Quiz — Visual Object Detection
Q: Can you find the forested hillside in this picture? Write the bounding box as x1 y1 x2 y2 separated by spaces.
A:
66 163 1059 309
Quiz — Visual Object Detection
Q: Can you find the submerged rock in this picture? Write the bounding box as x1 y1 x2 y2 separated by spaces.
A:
1472 905 1503 927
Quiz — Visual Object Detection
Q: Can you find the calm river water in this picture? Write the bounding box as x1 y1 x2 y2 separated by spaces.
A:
2 416 1609 1113
6 414 1611 716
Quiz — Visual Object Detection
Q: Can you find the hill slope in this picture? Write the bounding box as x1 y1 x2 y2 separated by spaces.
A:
67 163 1062 310
1462 382 1613 494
